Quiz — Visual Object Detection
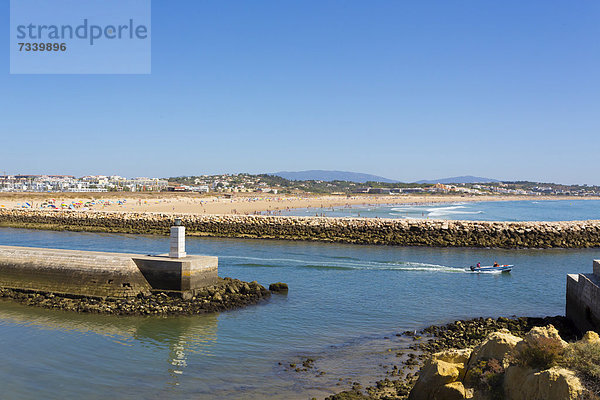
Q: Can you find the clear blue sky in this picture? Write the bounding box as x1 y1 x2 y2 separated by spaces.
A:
2 1 599 184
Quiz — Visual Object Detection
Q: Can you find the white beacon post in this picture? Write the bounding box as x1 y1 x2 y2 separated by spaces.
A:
169 218 186 258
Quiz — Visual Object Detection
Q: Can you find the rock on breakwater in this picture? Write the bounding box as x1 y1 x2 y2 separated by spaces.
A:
0 277 272 315
1 209 600 248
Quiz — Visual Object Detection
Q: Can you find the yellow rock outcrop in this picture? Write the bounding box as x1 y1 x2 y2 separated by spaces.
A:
504 366 584 400
581 330 600 344
432 348 472 365
408 359 463 400
521 325 568 348
467 329 522 369
433 381 468 400
409 324 589 400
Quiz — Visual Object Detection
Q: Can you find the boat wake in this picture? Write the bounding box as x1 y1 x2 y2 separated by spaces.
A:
222 255 467 273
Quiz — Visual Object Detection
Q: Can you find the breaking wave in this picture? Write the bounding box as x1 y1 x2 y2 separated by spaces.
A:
390 205 484 218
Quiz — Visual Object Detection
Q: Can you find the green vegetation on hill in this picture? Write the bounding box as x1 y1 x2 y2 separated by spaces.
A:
168 173 433 194
167 173 600 196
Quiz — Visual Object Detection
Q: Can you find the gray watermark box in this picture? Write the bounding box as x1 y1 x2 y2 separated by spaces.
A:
10 0 151 74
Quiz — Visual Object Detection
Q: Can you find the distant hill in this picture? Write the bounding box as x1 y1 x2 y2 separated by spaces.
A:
416 176 501 184
272 170 399 183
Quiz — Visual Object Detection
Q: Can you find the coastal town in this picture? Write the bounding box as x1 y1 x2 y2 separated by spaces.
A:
1 173 599 197
0 174 169 193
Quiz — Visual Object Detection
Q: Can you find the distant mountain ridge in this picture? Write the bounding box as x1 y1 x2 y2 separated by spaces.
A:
271 170 399 183
416 175 500 184
270 171 499 185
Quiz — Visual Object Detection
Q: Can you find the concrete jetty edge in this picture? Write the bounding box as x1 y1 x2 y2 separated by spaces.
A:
0 245 220 298
0 244 274 315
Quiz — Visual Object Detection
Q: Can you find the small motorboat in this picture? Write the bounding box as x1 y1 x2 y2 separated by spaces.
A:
469 264 513 273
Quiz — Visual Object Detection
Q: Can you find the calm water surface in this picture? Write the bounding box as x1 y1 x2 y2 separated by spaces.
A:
0 227 597 399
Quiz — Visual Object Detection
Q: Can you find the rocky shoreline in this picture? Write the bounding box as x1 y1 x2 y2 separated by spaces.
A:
323 316 585 400
0 277 273 315
2 209 600 248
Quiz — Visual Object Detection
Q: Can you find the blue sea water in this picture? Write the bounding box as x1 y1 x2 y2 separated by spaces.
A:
0 225 598 399
274 199 600 221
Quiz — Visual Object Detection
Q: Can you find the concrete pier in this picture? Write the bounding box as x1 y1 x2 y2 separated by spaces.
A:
566 260 600 333
0 245 218 299
0 220 219 299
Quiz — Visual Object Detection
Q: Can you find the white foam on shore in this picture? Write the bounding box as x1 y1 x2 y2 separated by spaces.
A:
390 204 484 218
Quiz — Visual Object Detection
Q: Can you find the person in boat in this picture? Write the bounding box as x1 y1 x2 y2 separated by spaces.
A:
470 262 481 271
493 261 499 268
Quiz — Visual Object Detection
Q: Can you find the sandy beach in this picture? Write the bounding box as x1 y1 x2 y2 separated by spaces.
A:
0 192 598 215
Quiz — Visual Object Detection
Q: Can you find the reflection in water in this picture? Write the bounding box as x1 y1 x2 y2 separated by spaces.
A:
0 227 597 399
0 300 218 386
132 315 218 384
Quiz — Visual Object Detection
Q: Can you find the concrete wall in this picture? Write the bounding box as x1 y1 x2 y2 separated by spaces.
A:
1 209 600 248
566 260 600 333
132 255 219 292
0 245 219 298
0 246 152 298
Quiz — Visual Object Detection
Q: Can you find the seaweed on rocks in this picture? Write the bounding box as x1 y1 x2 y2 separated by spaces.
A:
323 316 580 400
269 282 289 293
0 277 272 315
415 315 578 354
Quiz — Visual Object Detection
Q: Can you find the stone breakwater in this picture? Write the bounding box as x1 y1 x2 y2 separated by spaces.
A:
1 210 600 248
